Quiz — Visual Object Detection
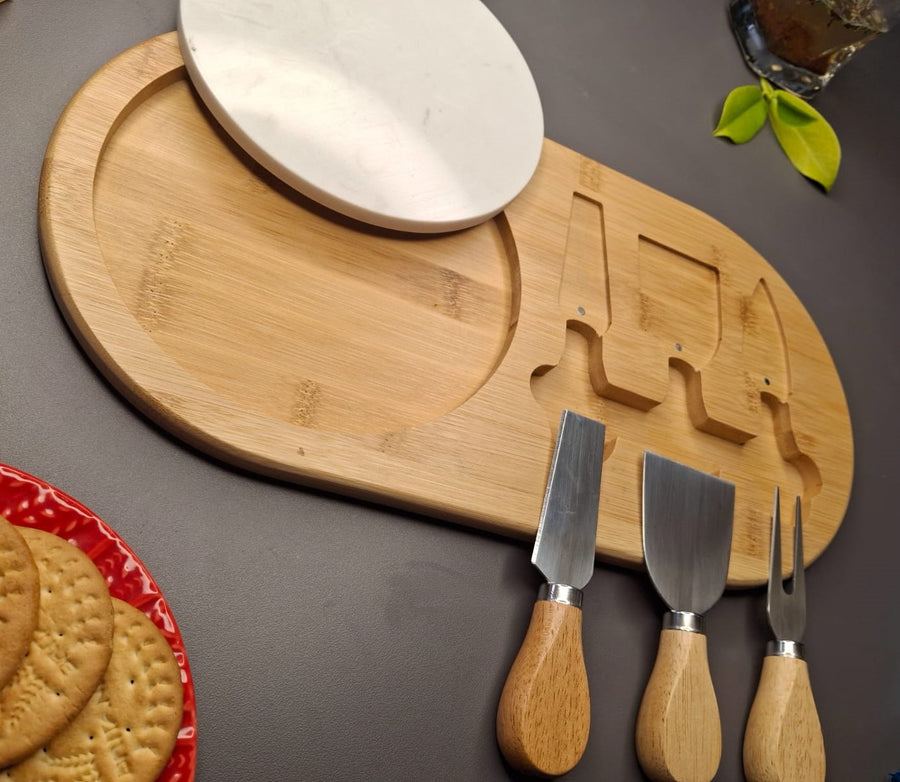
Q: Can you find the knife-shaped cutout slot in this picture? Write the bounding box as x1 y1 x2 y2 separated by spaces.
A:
684 277 791 444
557 193 610 335
589 236 721 413
634 237 721 367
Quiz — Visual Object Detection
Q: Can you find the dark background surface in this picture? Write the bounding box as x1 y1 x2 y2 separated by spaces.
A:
1 1 898 779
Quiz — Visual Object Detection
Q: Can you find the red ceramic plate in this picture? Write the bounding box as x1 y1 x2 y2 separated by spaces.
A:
0 463 197 781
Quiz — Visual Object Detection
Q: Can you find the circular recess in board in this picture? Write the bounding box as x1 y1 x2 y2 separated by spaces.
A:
177 0 545 233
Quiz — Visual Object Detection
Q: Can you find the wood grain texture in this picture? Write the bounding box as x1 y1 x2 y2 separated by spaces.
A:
743 655 825 782
38 32 854 585
635 629 721 782
496 600 589 777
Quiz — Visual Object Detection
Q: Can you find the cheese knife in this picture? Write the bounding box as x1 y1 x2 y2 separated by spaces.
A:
496 409 606 777
743 489 825 782
635 452 735 782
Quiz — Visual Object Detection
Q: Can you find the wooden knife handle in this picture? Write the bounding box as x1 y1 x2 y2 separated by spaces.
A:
635 628 721 782
496 599 589 777
743 654 825 782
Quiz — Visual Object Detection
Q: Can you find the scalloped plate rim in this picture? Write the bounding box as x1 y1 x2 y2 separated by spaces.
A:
0 462 197 782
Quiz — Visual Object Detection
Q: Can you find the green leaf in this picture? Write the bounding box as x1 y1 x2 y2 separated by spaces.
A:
766 89 841 191
713 85 767 144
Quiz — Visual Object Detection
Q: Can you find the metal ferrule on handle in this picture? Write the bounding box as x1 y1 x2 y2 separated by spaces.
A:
766 639 804 659
663 610 704 634
538 582 583 608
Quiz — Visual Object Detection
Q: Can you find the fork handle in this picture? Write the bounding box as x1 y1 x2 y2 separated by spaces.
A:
743 654 825 782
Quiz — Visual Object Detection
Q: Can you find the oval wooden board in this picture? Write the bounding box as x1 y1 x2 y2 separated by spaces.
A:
39 32 853 587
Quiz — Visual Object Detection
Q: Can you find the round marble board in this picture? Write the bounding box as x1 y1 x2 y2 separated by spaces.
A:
177 0 545 233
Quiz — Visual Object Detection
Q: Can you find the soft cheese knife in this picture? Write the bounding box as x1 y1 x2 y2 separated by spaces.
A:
496 409 605 777
635 452 735 782
743 489 825 782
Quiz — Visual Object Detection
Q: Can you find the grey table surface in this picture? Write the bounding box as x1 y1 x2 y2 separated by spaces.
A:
1 1 898 780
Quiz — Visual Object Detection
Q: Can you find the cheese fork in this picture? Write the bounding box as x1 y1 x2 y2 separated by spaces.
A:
743 489 825 782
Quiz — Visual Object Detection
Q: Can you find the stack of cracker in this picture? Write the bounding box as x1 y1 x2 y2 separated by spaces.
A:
0 516 183 781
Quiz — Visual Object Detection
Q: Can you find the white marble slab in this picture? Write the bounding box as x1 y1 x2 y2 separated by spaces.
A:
177 0 544 232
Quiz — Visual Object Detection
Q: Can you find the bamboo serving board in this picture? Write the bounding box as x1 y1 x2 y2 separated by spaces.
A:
39 33 853 586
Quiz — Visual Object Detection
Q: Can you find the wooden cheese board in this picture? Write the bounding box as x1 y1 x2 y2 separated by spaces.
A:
38 32 853 586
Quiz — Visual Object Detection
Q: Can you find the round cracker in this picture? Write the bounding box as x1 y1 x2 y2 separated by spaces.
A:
1 598 184 782
0 528 114 766
0 517 39 692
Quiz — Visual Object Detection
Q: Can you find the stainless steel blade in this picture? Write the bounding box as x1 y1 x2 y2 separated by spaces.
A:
642 452 735 615
531 410 606 590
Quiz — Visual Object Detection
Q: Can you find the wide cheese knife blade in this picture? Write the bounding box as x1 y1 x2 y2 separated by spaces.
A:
635 452 735 782
496 409 605 777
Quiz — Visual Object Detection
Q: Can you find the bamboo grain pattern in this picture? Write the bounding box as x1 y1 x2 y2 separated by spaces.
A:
743 655 826 782
38 32 853 586
635 629 721 782
496 600 589 776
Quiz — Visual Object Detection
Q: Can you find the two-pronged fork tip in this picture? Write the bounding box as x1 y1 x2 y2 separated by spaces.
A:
767 488 806 645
